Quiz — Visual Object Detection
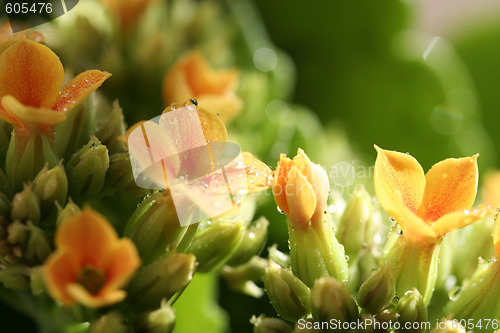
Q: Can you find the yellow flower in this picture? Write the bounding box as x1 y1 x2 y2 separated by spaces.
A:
374 145 492 243
0 39 111 131
43 208 140 308
273 149 329 229
162 51 242 122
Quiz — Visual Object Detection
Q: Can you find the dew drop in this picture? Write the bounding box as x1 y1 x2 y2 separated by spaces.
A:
277 206 284 214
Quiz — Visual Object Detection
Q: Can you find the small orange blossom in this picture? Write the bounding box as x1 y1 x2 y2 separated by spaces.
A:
43 208 140 308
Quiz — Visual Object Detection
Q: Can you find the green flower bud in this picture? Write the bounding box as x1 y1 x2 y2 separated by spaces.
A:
188 219 245 273
445 261 500 322
67 136 110 199
221 256 267 298
30 266 46 296
311 276 358 326
7 220 27 245
268 244 290 269
128 253 196 310
32 162 68 214
357 263 395 314
264 260 311 322
338 185 379 257
11 184 41 223
24 223 52 265
134 301 176 333
89 312 130 333
6 131 59 191
104 153 134 191
395 288 428 333
0 265 30 289
95 101 127 154
251 315 292 333
124 191 187 264
227 217 268 266
56 200 81 227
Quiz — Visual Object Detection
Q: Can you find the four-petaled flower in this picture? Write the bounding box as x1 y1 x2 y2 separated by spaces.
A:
162 51 242 122
374 145 493 243
43 208 140 308
0 39 111 136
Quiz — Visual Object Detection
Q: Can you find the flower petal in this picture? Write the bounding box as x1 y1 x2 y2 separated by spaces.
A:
52 70 111 112
102 239 141 293
56 208 118 269
195 92 243 123
0 100 21 126
196 107 227 143
418 155 478 222
374 146 425 216
0 40 63 108
494 215 500 259
482 171 500 206
43 251 80 306
243 152 273 192
1 95 66 126
431 205 495 237
66 283 126 308
287 166 316 229
392 202 437 242
273 154 292 215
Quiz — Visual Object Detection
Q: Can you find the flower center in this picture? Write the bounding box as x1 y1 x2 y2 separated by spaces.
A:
76 265 106 294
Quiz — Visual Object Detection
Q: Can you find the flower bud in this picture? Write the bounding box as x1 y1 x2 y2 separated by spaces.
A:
337 185 378 257
268 245 290 269
104 153 134 190
221 256 267 298
11 184 40 223
66 136 110 199
6 131 59 191
32 162 68 213
134 301 176 333
188 219 245 273
311 276 358 325
357 263 396 314
128 253 196 310
0 265 30 289
24 223 52 265
124 191 186 264
30 266 46 296
56 200 81 227
89 312 130 333
251 315 292 333
264 260 311 322
95 101 127 154
227 217 268 266
395 288 428 333
7 220 27 245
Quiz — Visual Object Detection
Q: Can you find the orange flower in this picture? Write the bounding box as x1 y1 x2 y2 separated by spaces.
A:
162 51 242 122
43 208 140 308
374 145 492 243
482 171 500 207
273 149 329 229
0 39 111 133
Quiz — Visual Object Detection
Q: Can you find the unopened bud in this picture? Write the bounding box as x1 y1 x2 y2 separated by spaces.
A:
188 219 245 273
221 256 267 298
104 153 134 190
30 266 46 296
89 311 130 333
357 263 395 314
32 162 68 213
128 253 196 310
264 260 311 322
395 288 428 333
56 200 81 226
0 265 30 289
24 223 52 265
134 301 176 333
251 315 292 333
95 101 127 154
338 185 378 257
124 191 185 264
67 136 109 199
227 217 268 266
311 276 358 324
7 220 28 245
268 244 290 268
11 184 40 223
